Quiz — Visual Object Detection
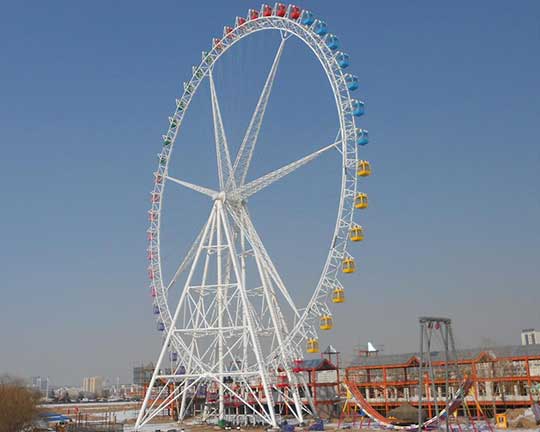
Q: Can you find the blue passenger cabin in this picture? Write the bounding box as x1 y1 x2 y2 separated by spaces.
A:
336 52 350 68
313 20 328 36
300 10 314 25
357 128 369 145
325 34 339 50
345 74 359 91
351 100 365 117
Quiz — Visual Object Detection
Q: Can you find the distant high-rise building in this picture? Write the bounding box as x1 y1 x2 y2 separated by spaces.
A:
133 364 155 386
30 376 49 396
521 329 540 346
82 376 103 396
133 363 172 386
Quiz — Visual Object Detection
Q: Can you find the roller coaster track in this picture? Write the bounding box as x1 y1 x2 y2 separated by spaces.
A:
343 377 474 431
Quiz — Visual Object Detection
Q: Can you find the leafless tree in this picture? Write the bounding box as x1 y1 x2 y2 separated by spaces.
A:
0 375 41 432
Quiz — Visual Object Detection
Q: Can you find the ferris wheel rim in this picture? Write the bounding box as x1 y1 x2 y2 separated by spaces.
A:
147 13 363 357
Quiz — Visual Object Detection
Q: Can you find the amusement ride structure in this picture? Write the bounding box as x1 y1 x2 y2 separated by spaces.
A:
343 318 494 432
136 3 371 429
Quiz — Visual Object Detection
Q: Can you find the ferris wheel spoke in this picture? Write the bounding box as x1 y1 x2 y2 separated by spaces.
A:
233 140 340 200
166 175 217 199
209 70 234 190
228 37 287 189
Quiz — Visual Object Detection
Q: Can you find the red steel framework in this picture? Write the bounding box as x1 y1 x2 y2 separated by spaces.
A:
345 345 540 419
140 356 341 420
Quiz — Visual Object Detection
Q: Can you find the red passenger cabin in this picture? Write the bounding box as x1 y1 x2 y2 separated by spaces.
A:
275 3 286 17
212 38 222 51
223 26 234 39
288 5 301 20
261 4 272 16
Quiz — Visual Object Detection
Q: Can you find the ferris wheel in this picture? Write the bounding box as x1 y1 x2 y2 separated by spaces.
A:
137 3 371 429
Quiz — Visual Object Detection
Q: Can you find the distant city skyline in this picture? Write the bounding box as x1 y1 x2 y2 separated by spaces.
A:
1 0 539 385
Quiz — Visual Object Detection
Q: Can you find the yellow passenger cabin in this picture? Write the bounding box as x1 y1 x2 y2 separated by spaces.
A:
350 225 364 242
357 160 371 177
320 315 333 330
307 338 320 353
332 288 345 303
355 193 368 209
342 257 356 273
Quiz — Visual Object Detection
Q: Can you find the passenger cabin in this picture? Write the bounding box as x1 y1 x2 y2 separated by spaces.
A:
357 160 371 177
300 10 314 25
332 288 345 303
325 34 339 50
212 38 222 51
351 100 365 117
350 225 364 242
345 74 359 91
355 193 368 209
342 257 356 274
223 26 234 39
307 338 320 353
184 82 194 94
320 315 334 331
357 128 369 145
274 3 287 17
313 20 328 36
336 52 350 68
288 5 301 20
261 4 272 16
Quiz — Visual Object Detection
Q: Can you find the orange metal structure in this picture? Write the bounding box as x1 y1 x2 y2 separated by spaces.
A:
346 344 540 419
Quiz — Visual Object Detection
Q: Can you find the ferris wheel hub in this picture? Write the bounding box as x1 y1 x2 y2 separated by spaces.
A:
215 191 227 201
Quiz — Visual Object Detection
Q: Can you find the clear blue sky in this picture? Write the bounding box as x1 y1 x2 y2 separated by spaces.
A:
1 1 539 386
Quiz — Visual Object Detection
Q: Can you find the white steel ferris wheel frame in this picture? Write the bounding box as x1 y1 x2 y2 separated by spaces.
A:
138 11 365 430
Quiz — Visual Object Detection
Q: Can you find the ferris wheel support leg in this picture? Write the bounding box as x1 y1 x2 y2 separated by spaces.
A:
239 219 249 378
180 213 216 421
250 238 304 423
178 351 191 421
217 199 225 421
297 371 318 418
216 201 278 428
136 206 216 430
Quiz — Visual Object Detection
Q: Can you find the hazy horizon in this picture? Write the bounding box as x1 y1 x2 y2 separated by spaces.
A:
1 0 539 387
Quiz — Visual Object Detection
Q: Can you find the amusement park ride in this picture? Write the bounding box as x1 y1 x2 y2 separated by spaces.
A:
342 318 495 432
136 3 370 429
